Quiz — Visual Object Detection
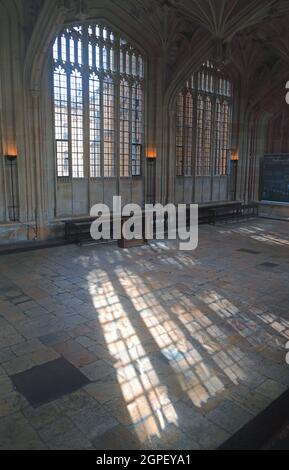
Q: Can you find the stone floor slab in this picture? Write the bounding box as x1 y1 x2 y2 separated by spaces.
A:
10 358 89 407
0 219 288 449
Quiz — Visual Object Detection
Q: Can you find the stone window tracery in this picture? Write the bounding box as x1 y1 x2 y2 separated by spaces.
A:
53 23 144 179
176 61 232 177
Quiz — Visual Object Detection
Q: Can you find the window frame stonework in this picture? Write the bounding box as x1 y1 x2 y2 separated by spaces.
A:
176 61 233 177
52 22 145 181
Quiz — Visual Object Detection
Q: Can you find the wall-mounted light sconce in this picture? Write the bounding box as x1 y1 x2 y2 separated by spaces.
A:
230 149 239 161
4 154 18 222
5 154 17 162
146 148 157 204
147 148 157 159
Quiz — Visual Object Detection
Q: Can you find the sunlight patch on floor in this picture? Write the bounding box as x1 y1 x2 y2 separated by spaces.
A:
88 276 178 443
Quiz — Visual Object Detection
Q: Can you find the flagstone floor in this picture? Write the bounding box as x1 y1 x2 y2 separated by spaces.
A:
0 218 289 450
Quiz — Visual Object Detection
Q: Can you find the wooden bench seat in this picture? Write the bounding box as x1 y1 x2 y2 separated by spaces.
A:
63 201 259 245
207 202 259 225
242 203 259 218
63 214 148 247
64 218 97 244
198 201 242 224
209 203 242 225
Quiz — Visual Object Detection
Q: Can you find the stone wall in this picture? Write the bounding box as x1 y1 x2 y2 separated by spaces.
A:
259 202 289 221
0 0 288 244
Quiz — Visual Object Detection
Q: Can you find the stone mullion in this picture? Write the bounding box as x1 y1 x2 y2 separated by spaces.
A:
98 31 105 180
66 68 73 182
201 94 206 177
223 101 229 176
99 74 104 180
190 91 195 179
115 72 121 193
210 97 216 178
182 90 186 176
129 77 133 179
192 91 198 202
82 26 91 211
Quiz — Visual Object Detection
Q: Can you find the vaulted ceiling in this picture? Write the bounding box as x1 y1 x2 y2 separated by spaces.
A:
112 0 289 45
110 0 289 113
11 0 289 114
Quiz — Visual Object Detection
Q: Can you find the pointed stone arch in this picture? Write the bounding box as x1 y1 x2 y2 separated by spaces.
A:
24 0 159 95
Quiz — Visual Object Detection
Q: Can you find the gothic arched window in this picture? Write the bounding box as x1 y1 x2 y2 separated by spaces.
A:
53 24 144 179
176 61 232 177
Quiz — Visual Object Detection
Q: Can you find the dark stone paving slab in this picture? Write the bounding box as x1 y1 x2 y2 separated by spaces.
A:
219 388 289 450
237 249 261 255
257 262 280 269
265 423 289 450
10 358 89 408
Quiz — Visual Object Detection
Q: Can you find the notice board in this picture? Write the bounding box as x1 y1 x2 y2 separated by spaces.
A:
261 154 289 203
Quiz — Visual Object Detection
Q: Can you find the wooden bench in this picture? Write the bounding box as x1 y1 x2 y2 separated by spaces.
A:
242 202 259 218
64 217 98 245
209 203 242 225
63 201 259 245
198 201 242 225
208 202 259 225
118 214 148 249
63 214 148 248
